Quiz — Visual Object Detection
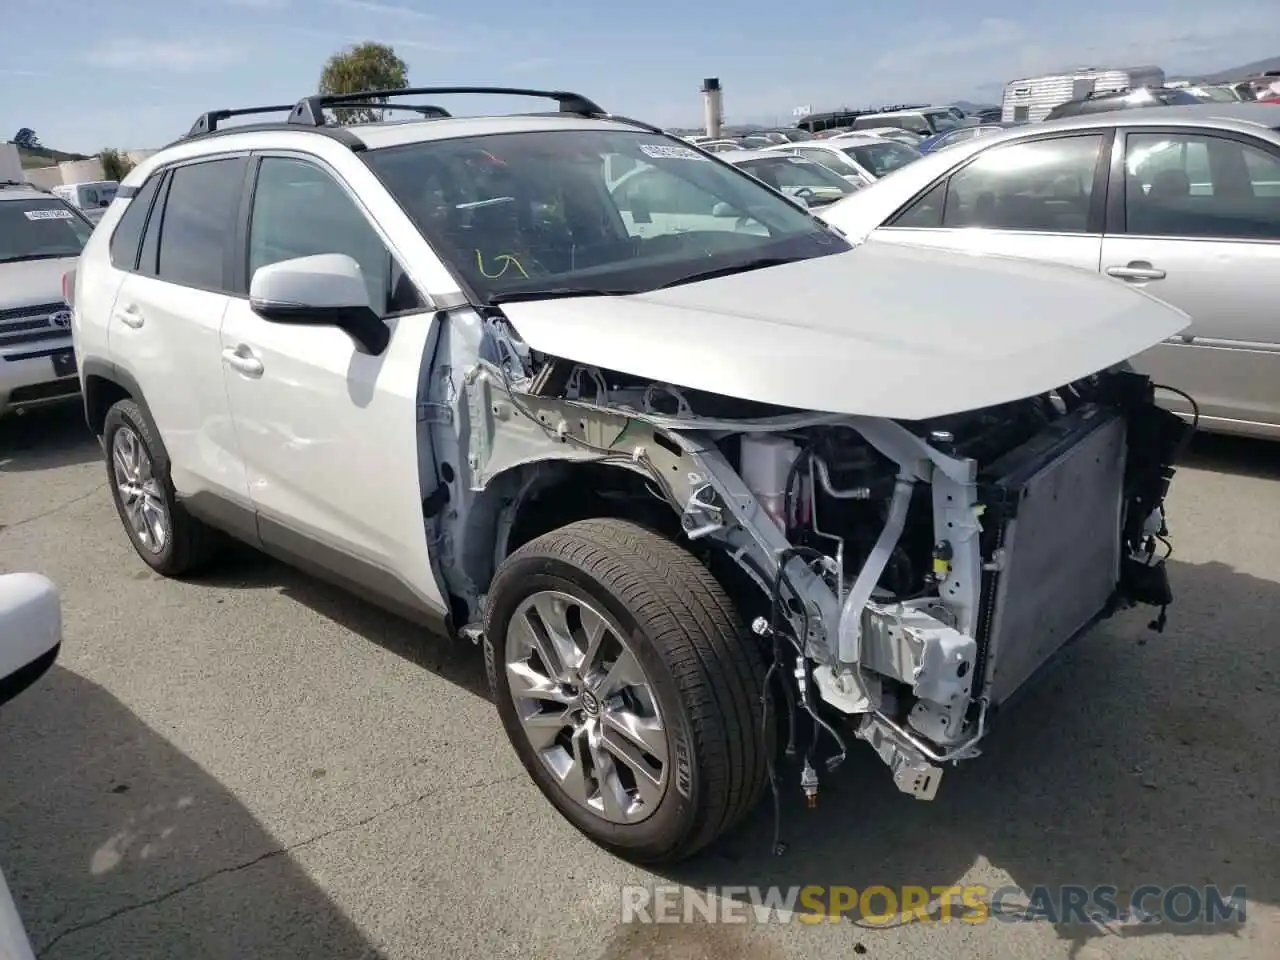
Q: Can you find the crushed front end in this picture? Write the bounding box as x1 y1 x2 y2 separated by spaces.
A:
660 367 1190 801
454 313 1191 805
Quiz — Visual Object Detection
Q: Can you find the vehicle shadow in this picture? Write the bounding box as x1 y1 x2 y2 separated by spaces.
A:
1181 430 1280 481
658 551 1277 953
189 544 491 703
0 665 384 960
0 404 99 473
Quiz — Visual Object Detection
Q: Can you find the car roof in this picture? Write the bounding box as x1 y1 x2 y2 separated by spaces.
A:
1032 101 1280 134
717 148 823 163
0 183 54 202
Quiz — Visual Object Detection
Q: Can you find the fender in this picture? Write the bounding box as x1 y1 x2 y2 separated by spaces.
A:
80 357 167 458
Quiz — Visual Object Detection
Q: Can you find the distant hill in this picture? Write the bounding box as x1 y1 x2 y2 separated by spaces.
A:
952 100 998 113
14 145 89 169
1189 56 1280 83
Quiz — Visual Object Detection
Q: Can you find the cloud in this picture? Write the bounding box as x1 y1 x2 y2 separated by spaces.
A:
85 38 246 71
502 57 553 75
329 0 433 20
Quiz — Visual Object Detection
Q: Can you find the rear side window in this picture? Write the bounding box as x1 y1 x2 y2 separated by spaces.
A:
154 157 247 292
889 135 1103 233
108 175 162 270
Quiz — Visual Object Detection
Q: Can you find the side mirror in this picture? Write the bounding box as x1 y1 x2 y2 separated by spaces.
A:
0 573 61 708
712 201 739 217
249 253 390 356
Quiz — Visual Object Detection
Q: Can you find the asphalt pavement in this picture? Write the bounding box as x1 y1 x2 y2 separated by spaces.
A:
0 404 1276 960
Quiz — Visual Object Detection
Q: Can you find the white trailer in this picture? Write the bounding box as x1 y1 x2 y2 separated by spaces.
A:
1002 66 1165 122
0 143 23 182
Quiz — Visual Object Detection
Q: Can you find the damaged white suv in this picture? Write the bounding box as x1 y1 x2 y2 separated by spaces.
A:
68 87 1192 865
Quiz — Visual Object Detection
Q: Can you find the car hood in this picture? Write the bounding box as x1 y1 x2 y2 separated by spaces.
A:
498 242 1191 420
0 256 77 311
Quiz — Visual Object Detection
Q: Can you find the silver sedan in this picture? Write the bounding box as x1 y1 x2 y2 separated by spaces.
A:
819 103 1280 440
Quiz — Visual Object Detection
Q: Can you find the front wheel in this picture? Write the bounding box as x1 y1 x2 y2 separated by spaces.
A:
483 518 772 865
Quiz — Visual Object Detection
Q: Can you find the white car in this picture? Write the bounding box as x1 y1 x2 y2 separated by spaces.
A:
708 149 865 208
0 572 63 960
833 126 924 148
758 136 922 183
68 85 1190 865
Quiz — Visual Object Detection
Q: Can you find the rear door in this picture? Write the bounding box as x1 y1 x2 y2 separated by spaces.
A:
871 131 1110 274
107 156 251 508
1100 126 1280 432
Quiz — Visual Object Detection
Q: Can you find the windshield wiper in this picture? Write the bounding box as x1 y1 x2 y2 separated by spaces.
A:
487 287 636 305
0 253 75 264
654 256 806 289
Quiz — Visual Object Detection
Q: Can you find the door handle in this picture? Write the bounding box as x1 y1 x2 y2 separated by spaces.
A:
114 304 144 328
221 346 264 377
1106 262 1166 282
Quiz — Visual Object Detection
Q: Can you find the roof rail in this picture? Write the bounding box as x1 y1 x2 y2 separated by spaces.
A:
288 86 607 126
326 102 452 119
187 104 297 137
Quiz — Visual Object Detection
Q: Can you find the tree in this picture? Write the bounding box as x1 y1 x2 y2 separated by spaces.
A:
99 148 135 182
12 128 40 149
318 42 409 125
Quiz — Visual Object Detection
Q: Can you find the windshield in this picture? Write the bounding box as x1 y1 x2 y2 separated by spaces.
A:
0 198 93 263
734 155 859 206
842 140 922 177
925 110 962 132
364 129 849 303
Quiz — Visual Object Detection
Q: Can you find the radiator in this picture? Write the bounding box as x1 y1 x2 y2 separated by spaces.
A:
977 406 1128 706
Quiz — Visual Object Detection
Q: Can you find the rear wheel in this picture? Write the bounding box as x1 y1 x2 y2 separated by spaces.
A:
484 517 772 865
103 399 218 576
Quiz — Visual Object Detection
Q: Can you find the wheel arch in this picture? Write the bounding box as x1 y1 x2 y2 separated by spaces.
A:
81 359 169 462
451 457 764 629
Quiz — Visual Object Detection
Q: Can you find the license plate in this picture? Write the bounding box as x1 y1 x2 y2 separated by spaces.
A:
51 349 77 378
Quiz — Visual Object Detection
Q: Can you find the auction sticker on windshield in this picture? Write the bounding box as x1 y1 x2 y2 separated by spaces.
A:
639 144 711 161
23 209 75 220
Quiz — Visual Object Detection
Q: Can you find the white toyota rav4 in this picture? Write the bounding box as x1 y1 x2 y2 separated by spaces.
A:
68 87 1193 865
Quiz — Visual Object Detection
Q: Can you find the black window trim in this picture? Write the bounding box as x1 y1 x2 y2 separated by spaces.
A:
883 128 1115 236
107 172 164 272
114 151 252 295
237 149 430 317
1105 125 1280 244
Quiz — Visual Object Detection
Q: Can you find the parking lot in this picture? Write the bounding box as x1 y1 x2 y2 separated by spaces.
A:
0 403 1277 960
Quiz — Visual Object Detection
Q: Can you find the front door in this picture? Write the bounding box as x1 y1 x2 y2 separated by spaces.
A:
871 132 1108 275
218 153 446 615
1102 128 1280 432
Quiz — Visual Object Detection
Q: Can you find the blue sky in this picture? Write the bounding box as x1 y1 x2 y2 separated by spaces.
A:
3 0 1278 153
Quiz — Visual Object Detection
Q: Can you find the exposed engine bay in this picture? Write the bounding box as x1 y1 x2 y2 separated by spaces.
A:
429 309 1191 813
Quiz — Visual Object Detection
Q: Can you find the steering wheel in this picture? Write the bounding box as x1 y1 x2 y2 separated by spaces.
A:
794 186 816 200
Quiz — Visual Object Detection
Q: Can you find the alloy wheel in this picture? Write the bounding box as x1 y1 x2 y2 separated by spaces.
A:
111 425 169 554
504 590 668 824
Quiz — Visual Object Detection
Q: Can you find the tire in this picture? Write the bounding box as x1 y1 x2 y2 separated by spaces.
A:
484 517 772 865
103 398 218 577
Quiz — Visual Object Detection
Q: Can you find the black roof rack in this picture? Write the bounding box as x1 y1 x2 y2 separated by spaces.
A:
288 86 606 127
187 104 297 137
176 85 671 151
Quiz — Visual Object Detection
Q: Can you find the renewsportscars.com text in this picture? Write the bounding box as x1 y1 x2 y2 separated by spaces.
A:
620 884 1248 926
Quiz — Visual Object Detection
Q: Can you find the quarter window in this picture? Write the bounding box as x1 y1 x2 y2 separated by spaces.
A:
247 157 421 317
155 157 248 291
892 135 1102 233
1123 132 1280 239
108 174 162 270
